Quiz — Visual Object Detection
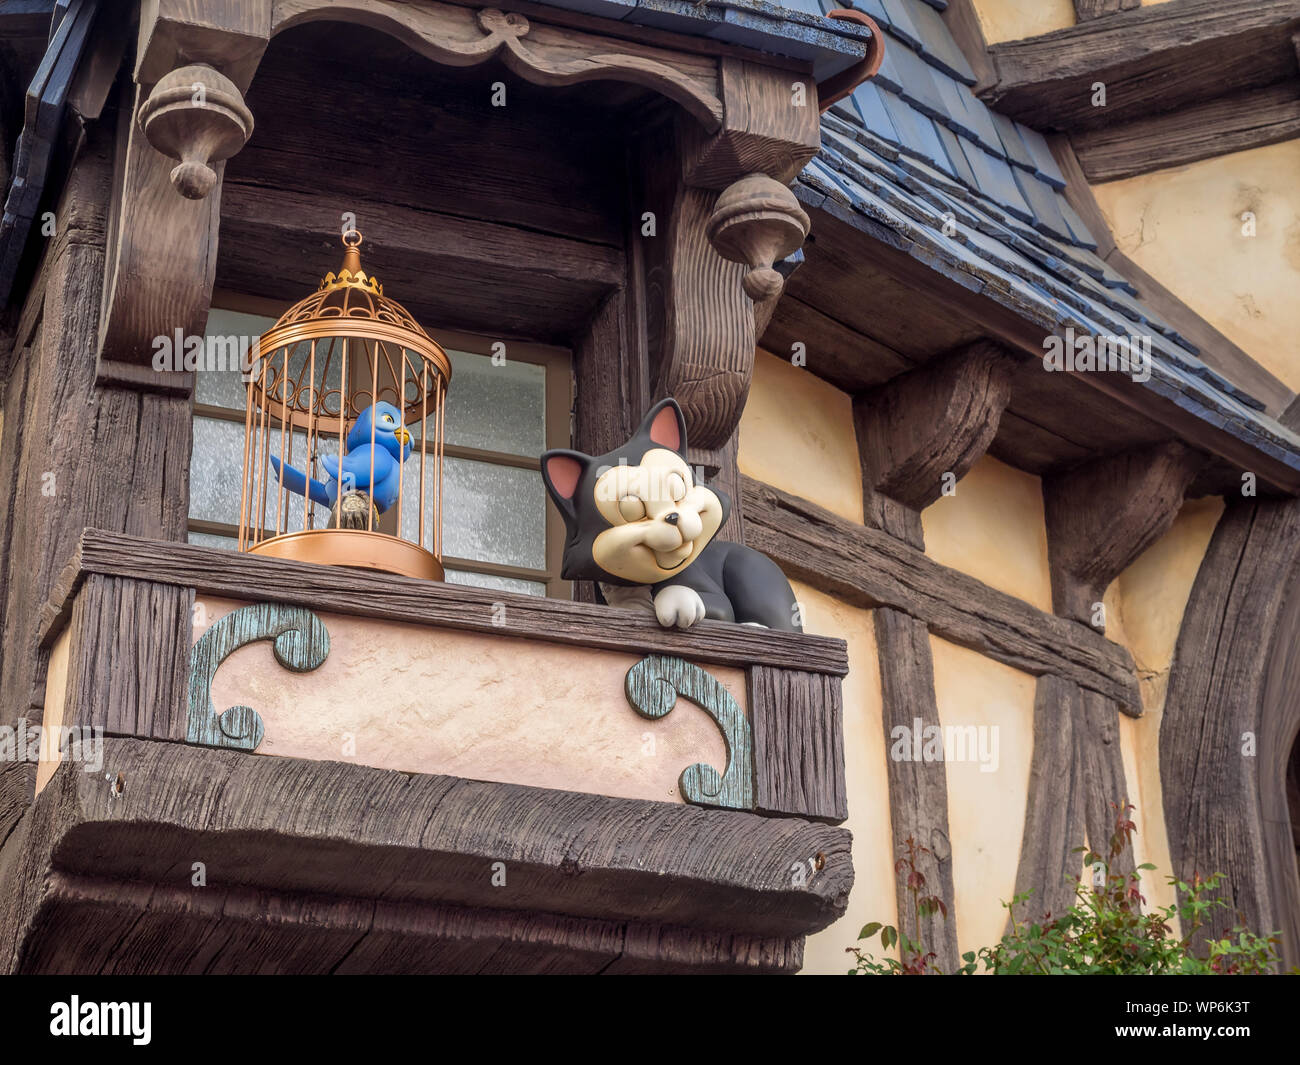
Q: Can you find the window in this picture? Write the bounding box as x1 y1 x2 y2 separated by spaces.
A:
188 293 572 598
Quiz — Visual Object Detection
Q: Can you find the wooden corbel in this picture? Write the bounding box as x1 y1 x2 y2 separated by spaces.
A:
853 341 1017 547
1044 441 1206 629
98 5 269 374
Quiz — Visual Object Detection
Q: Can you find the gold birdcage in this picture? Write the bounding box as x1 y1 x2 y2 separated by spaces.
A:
238 230 451 579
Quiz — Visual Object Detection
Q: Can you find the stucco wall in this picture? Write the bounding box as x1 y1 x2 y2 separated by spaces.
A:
1092 139 1300 392
922 453 1054 613
971 0 1175 44
736 347 1224 970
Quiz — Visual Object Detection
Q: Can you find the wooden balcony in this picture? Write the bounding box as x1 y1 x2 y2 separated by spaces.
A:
0 530 852 974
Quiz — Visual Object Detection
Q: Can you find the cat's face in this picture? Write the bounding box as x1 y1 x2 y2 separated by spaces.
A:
541 399 729 585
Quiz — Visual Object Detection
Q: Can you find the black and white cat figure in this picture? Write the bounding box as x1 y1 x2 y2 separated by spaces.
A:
540 398 801 632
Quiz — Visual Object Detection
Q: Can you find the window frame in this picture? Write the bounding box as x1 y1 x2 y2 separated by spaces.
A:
189 289 573 599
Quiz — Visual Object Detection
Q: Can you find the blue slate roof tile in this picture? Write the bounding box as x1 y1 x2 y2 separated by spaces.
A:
775 0 1283 433
846 79 900 143
928 68 981 141
900 0 975 84
956 140 1034 223
877 89 951 173
886 31 950 121
988 110 1037 173
1014 124 1068 190
879 0 926 52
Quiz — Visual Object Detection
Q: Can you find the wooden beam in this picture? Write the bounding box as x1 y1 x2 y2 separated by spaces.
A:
984 0 1300 130
1048 135 1296 418
750 665 848 823
1074 0 1139 22
1072 81 1300 183
1009 673 1134 926
742 477 1142 711
1161 495 1300 967
875 608 959 971
0 737 852 973
1043 441 1204 629
40 529 850 677
854 340 1016 546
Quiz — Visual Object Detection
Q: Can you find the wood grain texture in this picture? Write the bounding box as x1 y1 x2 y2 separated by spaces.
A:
750 665 847 823
1074 0 1139 22
41 529 850 677
1010 673 1134 927
742 477 1142 711
1043 441 1203 628
61 576 193 742
874 608 959 970
97 81 226 365
0 129 192 738
1161 496 1300 966
1073 81 1300 183
984 0 1300 130
682 57 821 188
0 737 853 973
854 339 1016 546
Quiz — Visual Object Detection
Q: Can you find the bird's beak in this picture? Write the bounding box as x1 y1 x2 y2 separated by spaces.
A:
395 426 411 445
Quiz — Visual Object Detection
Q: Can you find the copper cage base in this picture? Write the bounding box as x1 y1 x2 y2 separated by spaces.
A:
247 528 445 581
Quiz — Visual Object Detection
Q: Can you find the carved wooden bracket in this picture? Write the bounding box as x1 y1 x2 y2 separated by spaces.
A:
625 654 754 810
187 602 330 751
1044 440 1205 629
138 64 254 199
707 173 810 303
853 341 1017 547
273 1 724 130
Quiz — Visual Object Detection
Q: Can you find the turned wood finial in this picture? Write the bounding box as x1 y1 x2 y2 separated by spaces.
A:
706 174 810 302
138 64 254 199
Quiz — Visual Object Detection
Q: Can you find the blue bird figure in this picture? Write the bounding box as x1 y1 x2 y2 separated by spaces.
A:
270 401 412 513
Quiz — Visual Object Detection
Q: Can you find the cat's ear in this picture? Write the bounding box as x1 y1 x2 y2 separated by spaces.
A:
636 398 688 458
540 449 591 523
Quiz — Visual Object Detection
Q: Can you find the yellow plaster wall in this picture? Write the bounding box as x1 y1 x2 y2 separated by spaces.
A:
931 637 1037 956
1100 496 1224 916
738 349 863 523
921 454 1054 613
971 0 1176 44
970 0 1074 43
1092 140 1300 392
798 585 896 974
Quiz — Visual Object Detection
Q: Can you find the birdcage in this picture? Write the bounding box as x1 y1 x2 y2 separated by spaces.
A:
238 230 451 579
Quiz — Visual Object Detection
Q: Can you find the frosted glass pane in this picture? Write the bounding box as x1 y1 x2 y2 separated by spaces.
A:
195 309 275 410
445 569 545 597
188 530 236 550
191 417 337 532
399 456 545 570
444 349 545 457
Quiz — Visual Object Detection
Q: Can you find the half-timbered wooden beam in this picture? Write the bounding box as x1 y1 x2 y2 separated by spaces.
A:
875 607 960 969
1161 494 1300 967
742 477 1142 711
853 340 1016 547
1071 81 1300 183
983 0 1300 131
1074 0 1139 22
1043 441 1204 630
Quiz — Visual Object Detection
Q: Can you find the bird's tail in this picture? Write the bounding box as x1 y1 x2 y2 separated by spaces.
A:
268 456 332 508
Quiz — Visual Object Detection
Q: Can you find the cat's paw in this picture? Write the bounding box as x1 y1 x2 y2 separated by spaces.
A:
654 585 707 629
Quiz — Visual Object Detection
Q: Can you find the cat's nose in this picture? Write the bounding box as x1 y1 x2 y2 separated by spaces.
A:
664 512 680 526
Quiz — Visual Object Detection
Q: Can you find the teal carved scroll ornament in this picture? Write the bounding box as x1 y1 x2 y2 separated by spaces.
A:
624 654 754 810
187 602 330 752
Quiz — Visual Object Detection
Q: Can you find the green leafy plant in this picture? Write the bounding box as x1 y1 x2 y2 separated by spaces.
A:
849 803 1281 975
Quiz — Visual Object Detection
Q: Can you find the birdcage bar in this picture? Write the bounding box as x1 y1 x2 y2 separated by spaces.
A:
236 231 451 579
